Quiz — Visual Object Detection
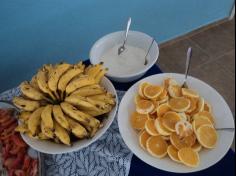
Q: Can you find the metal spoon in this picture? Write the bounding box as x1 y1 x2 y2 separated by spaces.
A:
182 47 192 88
118 17 132 55
144 38 155 65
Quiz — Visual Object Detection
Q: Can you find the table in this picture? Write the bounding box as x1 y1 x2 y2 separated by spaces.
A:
90 60 236 176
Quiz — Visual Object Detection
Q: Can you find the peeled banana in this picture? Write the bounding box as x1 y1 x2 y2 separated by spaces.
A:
54 121 71 146
58 66 83 99
28 107 44 136
13 97 40 111
52 105 70 130
65 75 96 95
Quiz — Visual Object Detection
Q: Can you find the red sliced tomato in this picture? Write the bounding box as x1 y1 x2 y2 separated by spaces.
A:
22 155 31 171
11 134 27 147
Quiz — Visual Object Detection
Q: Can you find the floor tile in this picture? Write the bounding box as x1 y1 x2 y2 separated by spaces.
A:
190 24 235 58
157 38 210 74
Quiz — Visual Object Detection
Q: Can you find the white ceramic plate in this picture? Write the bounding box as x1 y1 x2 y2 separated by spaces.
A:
21 77 118 154
118 73 235 173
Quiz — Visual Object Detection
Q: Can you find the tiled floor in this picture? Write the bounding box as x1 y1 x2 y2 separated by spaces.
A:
156 18 235 150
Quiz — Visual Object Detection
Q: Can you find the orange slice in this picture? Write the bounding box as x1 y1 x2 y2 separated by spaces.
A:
179 113 187 121
136 99 154 114
145 119 159 136
178 148 200 167
168 97 191 113
139 130 151 150
167 145 181 163
134 95 145 105
186 98 198 113
195 111 215 125
170 133 196 150
158 96 169 105
150 101 159 115
138 82 150 98
164 78 178 89
175 120 193 138
162 135 170 141
130 112 149 130
197 97 205 113
162 112 182 132
196 124 218 149
154 118 172 136
146 136 168 158
168 85 182 98
192 141 202 152
156 103 171 117
144 85 163 99
182 88 199 99
204 102 212 113
192 116 213 134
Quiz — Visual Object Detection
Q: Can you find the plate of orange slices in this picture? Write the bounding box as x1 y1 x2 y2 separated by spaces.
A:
118 73 235 173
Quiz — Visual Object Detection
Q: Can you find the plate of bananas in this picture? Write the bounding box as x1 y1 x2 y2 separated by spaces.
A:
12 61 118 154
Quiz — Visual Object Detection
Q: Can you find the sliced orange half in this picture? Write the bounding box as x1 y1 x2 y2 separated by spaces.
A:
157 103 171 117
139 130 151 150
186 98 198 114
168 85 182 98
192 115 213 134
130 112 149 130
154 118 172 136
158 96 169 105
168 97 191 113
170 133 196 150
150 100 159 115
197 97 205 113
138 82 150 98
167 145 181 163
175 120 193 138
182 88 199 99
136 99 154 114
145 119 159 136
195 111 215 125
204 101 212 113
164 78 178 89
144 85 163 99
192 141 202 152
162 112 182 132
196 124 218 149
178 147 200 167
134 95 145 105
146 136 168 158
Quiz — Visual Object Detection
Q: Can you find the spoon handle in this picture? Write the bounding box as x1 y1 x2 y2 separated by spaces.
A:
184 47 192 81
122 17 132 47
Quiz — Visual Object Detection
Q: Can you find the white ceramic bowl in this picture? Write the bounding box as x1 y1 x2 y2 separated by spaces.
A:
89 31 159 83
21 77 118 154
118 73 235 173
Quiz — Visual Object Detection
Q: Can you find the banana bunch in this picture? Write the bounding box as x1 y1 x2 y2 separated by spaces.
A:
13 61 116 146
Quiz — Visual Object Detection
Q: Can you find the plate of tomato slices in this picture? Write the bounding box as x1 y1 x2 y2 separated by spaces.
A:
0 103 40 176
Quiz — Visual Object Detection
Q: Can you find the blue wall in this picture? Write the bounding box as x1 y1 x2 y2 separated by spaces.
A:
0 0 234 92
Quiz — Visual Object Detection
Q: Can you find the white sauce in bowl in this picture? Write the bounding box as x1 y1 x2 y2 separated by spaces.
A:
100 45 148 76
